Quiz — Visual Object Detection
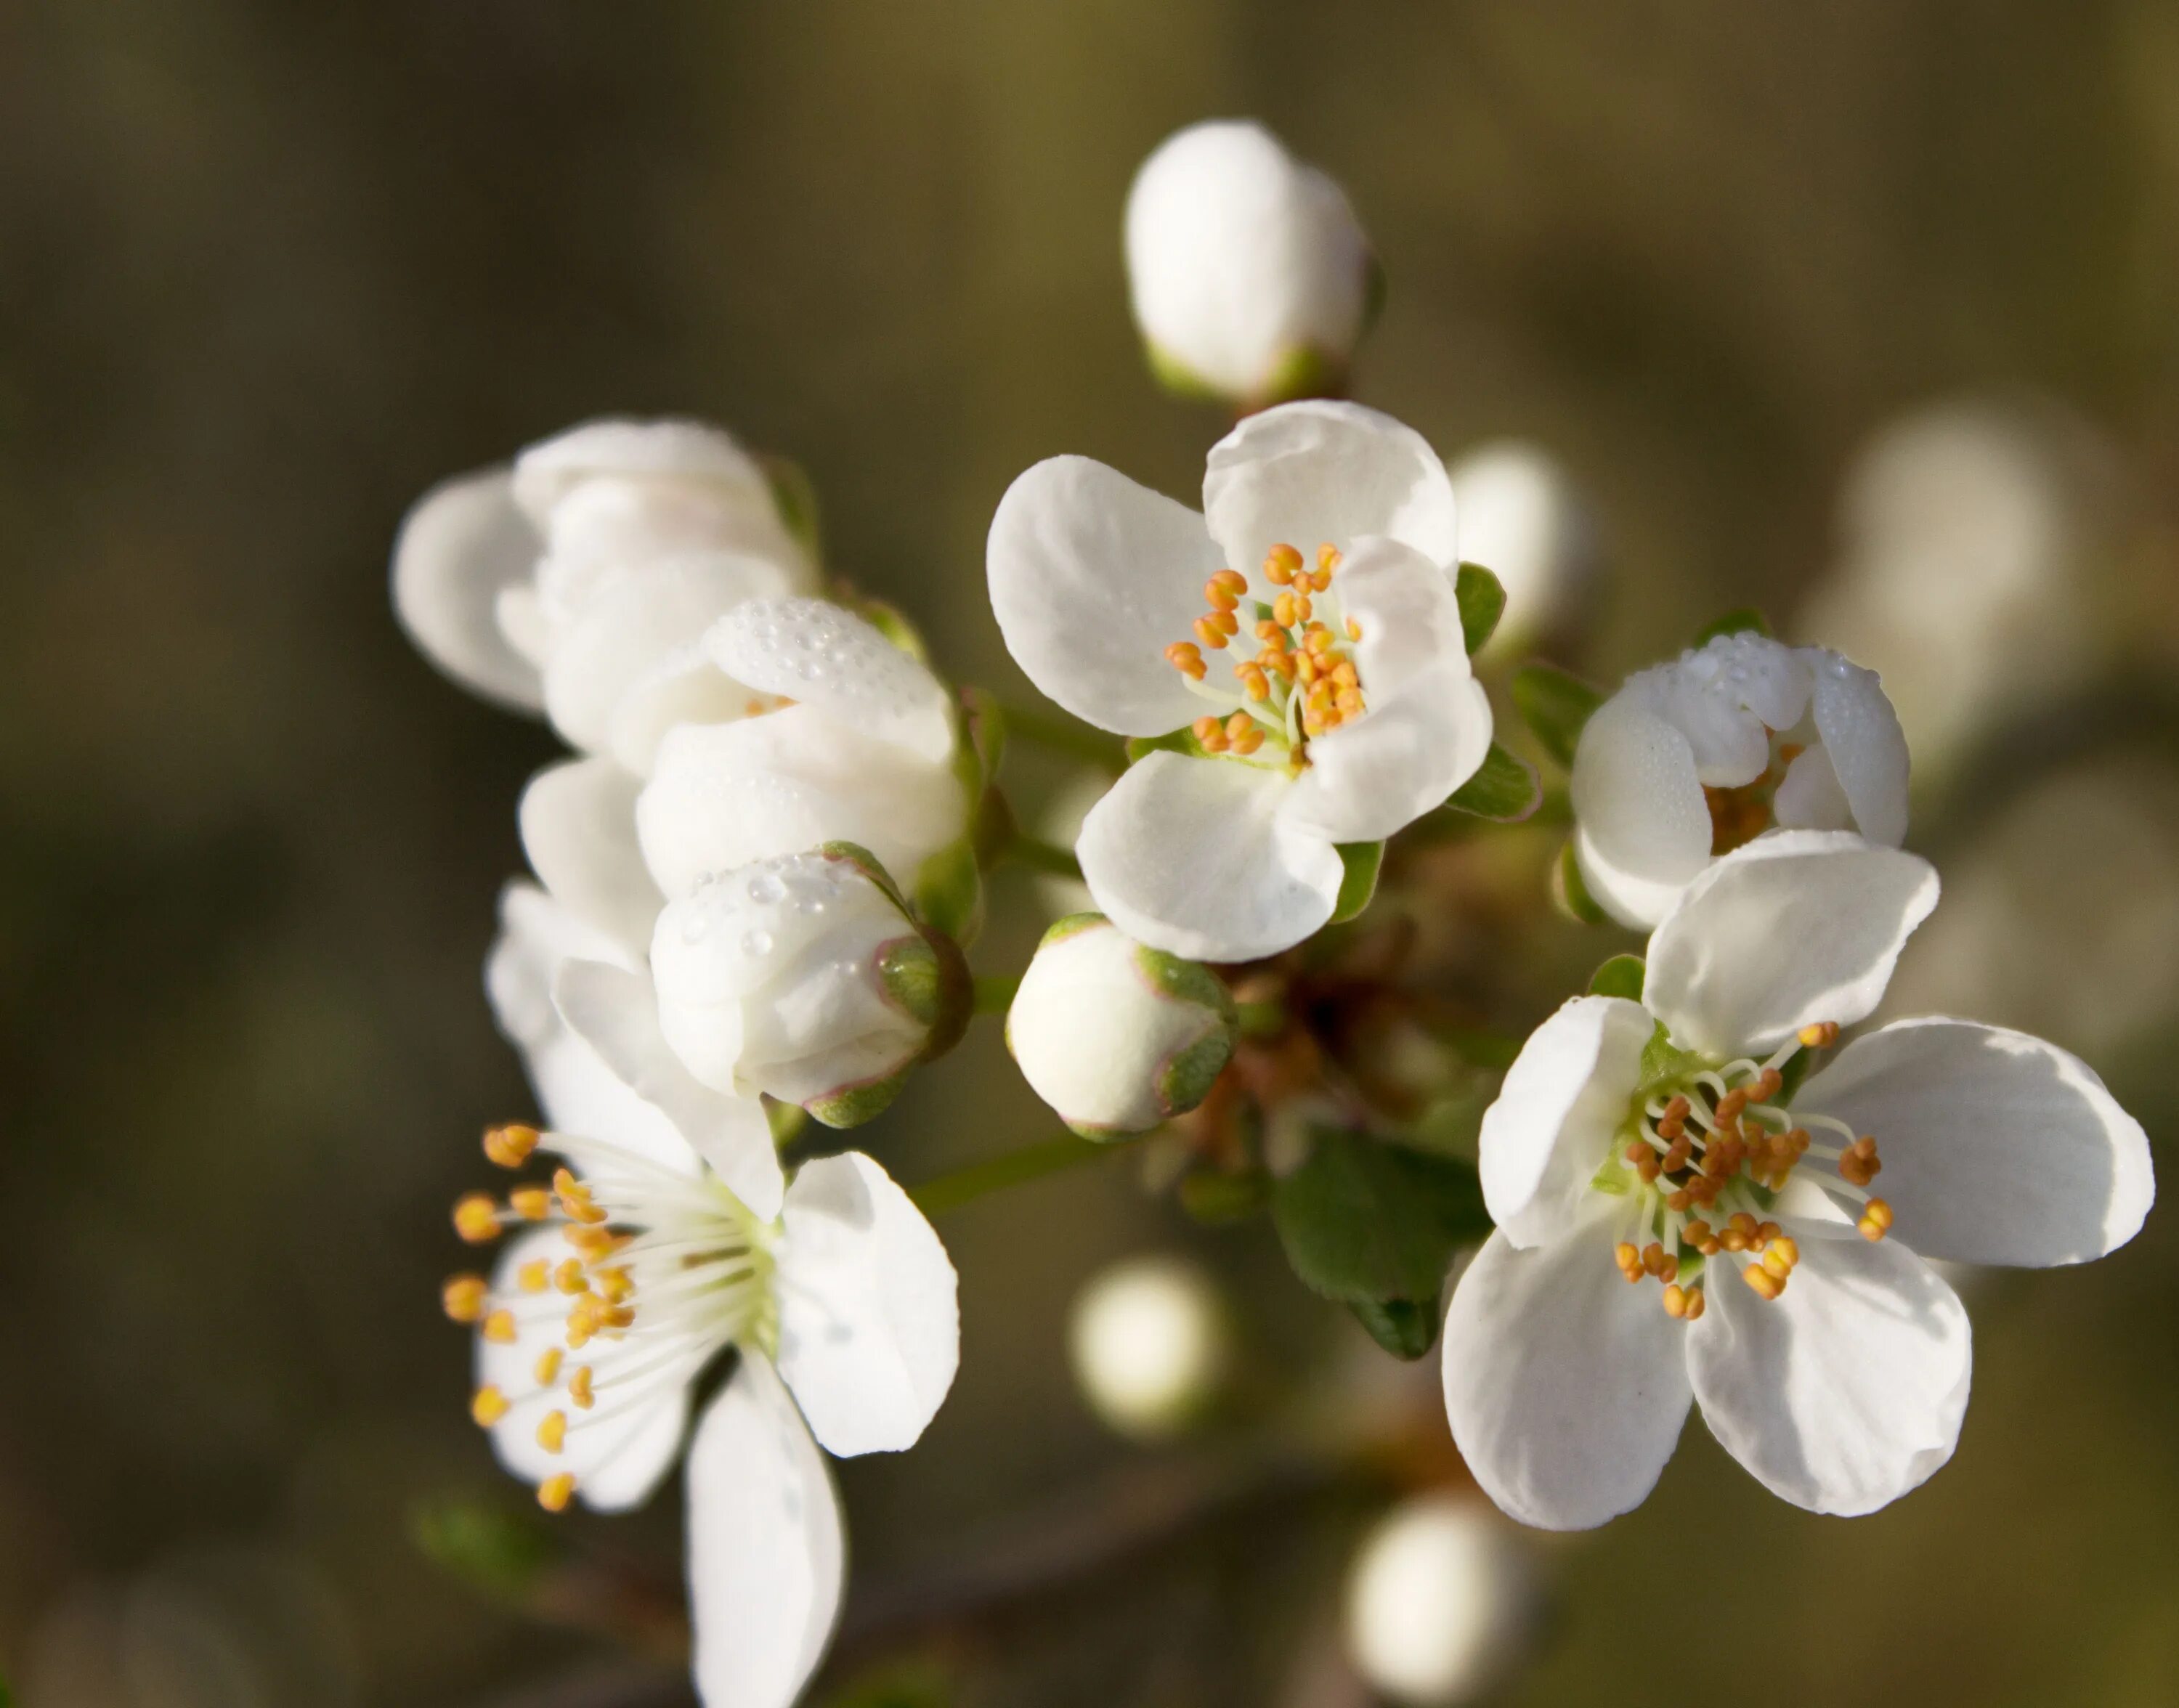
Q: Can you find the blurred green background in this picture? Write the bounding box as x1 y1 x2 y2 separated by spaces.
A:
4 3 2179 1704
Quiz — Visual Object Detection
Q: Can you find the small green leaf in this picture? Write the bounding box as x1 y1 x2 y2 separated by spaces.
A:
1588 953 1647 1001
1271 1127 1490 1312
1442 744 1541 822
1692 606 1772 647
1332 841 1385 923
1636 1020 1705 1099
1454 563 1507 656
1349 1295 1442 1360
1511 664 1603 770
1551 838 1608 925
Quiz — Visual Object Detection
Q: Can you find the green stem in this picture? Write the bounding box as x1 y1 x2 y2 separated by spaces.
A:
909 1132 1129 1216
972 975 1020 1015
1003 834 1083 882
998 701 1127 773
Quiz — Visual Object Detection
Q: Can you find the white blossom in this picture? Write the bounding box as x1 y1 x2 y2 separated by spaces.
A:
1067 1253 1231 1438
1443 439 1593 662
1342 1493 1535 1705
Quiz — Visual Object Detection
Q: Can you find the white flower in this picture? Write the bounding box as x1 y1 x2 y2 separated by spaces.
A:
448 1115 957 1708
1342 1493 1535 1706
1007 914 1236 1136
651 846 967 1127
1442 830 2154 1528
1067 1253 1232 1438
987 401 1493 961
1124 120 1374 405
1570 631 1910 929
638 598 971 903
1443 439 1593 663
391 418 816 772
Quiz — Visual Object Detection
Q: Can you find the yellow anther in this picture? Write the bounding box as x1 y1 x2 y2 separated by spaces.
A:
1273 592 1299 627
471 1385 510 1427
518 1259 549 1294
1230 725 1265 755
554 1259 589 1296
1193 616 1229 651
564 1225 620 1257
593 1268 633 1305
1164 640 1206 680
453 1194 501 1245
1264 543 1304 585
1857 1197 1894 1241
442 1274 488 1323
483 1122 541 1168
1663 1284 1689 1319
509 1186 552 1221
568 1365 596 1409
1742 1264 1785 1301
536 1410 567 1454
534 1347 563 1386
1204 575 1241 611
1798 1021 1840 1049
1331 659 1358 689
1316 542 1341 577
1768 1235 1800 1269
1614 1241 1642 1280
1335 686 1363 716
537 1473 576 1513
1236 662 1270 702
553 1167 608 1226
1304 626 1335 656
1683 1286 1707 1321
1755 1068 1784 1100
1346 617 1361 641
1761 1247 1795 1281
1293 593 1314 622
482 1309 517 1345
596 1304 636 1330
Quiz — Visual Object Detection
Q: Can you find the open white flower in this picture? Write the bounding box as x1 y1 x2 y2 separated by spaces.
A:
988 401 1493 961
1124 120 1374 406
638 598 970 903
446 1115 957 1708
1570 631 1910 929
1442 830 2154 1527
392 418 816 772
1443 439 1593 664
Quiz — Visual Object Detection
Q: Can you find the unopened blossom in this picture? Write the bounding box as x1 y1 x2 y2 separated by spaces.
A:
1342 1493 1536 1705
1443 439 1593 663
1570 630 1909 929
638 598 971 903
1124 120 1375 407
444 1113 956 1708
1067 1253 1232 1439
392 418 816 771
649 845 967 1128
1442 830 2154 1526
1007 914 1236 1136
988 401 1493 961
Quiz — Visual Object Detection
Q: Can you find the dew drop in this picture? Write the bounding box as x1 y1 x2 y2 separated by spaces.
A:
741 929 774 957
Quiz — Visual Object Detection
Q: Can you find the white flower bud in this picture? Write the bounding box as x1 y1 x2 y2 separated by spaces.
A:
649 845 965 1128
1343 1494 1536 1705
1067 1255 1230 1439
1445 439 1595 661
1006 914 1236 1138
1124 120 1375 406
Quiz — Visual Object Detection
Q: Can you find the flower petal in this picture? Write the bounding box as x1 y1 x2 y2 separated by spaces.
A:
513 417 773 518
605 647 768 779
551 960 784 1219
686 1357 845 1708
1689 1236 1971 1516
774 1152 960 1457
1798 1018 2154 1266
1769 742 1853 832
476 1227 692 1512
1281 662 1494 844
1480 996 1652 1249
1808 650 1910 847
1568 692 1712 930
390 468 546 711
1644 830 1939 1058
519 759 665 955
1440 1224 1693 1530
1328 535 1466 702
1203 401 1458 585
986 456 1222 736
1077 752 1343 962
707 598 955 767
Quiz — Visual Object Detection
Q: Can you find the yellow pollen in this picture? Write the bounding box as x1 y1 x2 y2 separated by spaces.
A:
453 1194 501 1245
1164 640 1206 680
1264 543 1304 585
1683 1286 1707 1321
1663 1283 1689 1319
1193 615 1229 651
536 1410 567 1454
568 1365 596 1409
1346 617 1361 641
442 1274 488 1323
1273 592 1299 627
1798 1021 1841 1049
534 1347 564 1386
564 1225 622 1258
471 1385 510 1427
482 1309 517 1344
483 1123 540 1168
1742 1264 1785 1301
517 1259 549 1294
509 1187 552 1221
1315 543 1341 580
554 1259 590 1295
537 1473 576 1513
1858 1197 1894 1241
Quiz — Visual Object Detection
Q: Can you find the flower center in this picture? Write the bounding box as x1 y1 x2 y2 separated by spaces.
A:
1594 1022 1894 1320
1161 542 1367 772
444 1123 777 1512
1703 736 1805 855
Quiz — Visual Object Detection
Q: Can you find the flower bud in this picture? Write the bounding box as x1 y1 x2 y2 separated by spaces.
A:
1006 914 1237 1138
1445 439 1596 662
1342 1493 1537 1704
1124 120 1375 407
649 845 966 1128
1067 1255 1231 1439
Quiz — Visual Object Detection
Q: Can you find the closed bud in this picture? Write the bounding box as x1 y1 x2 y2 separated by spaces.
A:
1067 1255 1231 1439
649 844 967 1128
1445 439 1597 662
1343 1493 1538 1704
1006 914 1236 1138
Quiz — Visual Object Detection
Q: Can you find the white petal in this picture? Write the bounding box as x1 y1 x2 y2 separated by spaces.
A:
1203 401 1459 585
1479 997 1652 1248
390 468 546 711
551 961 784 1219
1629 635 1810 786
1077 752 1343 962
606 648 770 778
476 1227 692 1512
1281 662 1494 844
1807 650 1911 847
686 1358 845 1708
774 1152 960 1457
638 711 967 900
1440 1225 1692 1531
514 417 772 517
986 456 1222 736
1567 692 1711 930
707 598 955 767
1331 534 1468 702
1798 1018 2154 1266
1689 1236 1971 1516
1644 830 1939 1058
1769 742 1853 831
519 759 665 954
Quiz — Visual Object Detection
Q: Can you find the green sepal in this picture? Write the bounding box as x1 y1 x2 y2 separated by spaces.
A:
1441 744 1541 822
1037 909 1109 947
958 686 1007 786
1588 953 1647 1001
759 453 823 569
1179 1168 1272 1224
1270 1127 1490 1319
880 927 973 1062
1551 838 1609 924
1254 343 1347 407
1454 562 1506 656
1126 725 1209 764
1348 1294 1442 1361
1159 1028 1237 1119
1332 841 1384 924
805 1066 914 1130
1144 340 1234 405
765 1099 808 1147
1636 1020 1705 1102
914 837 983 946
1135 940 1238 1117
814 839 910 913
838 591 931 665
1512 664 1603 771
1692 606 1773 647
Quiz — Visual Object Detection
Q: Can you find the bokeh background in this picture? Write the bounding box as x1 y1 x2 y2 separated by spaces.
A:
6 3 2179 1704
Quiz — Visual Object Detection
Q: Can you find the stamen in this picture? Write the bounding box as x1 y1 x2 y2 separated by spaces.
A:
442 1274 488 1323
453 1194 502 1244
1264 544 1303 585
534 1347 563 1386
537 1473 576 1513
536 1410 567 1454
471 1386 510 1426
483 1123 540 1168
1857 1197 1894 1242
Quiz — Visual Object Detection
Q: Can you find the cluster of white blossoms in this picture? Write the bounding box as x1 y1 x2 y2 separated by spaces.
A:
394 118 2155 1707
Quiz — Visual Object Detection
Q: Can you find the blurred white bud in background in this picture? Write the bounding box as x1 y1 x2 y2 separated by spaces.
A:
1125 120 1376 407
1007 914 1237 1137
1444 439 1595 662
1342 1493 1536 1706
1067 1253 1232 1439
1032 769 1109 918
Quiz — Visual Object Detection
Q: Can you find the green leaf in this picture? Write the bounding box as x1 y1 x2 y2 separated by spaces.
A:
410 1494 557 1600
1332 841 1384 923
1272 1127 1490 1311
1588 953 1647 1001
1551 838 1608 924
1454 562 1506 656
1511 664 1603 770
1692 606 1772 647
1349 1294 1442 1359
1441 743 1541 822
